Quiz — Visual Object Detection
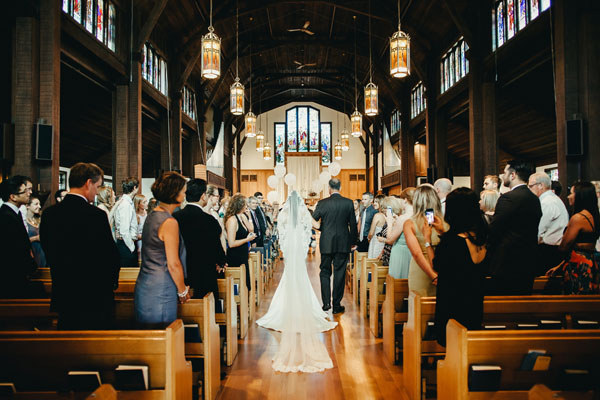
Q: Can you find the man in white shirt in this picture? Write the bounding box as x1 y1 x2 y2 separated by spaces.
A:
434 178 452 214
113 177 139 268
528 172 569 275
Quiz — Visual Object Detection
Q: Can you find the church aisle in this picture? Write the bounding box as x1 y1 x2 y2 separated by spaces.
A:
218 252 407 400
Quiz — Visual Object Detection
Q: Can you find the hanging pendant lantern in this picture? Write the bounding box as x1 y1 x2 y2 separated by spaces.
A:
340 129 350 151
334 142 343 160
351 110 362 137
256 130 265 151
230 78 244 115
263 142 272 160
390 26 410 78
364 82 378 116
201 25 221 79
245 111 257 137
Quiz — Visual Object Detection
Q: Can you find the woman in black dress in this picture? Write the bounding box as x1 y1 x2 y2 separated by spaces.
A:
424 188 489 346
225 194 256 289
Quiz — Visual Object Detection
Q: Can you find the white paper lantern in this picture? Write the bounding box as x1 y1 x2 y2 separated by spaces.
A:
312 179 322 193
284 173 296 186
319 171 331 185
328 161 341 177
267 191 278 204
267 175 279 189
274 165 286 178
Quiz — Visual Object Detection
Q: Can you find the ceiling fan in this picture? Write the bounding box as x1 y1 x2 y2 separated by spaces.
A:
287 20 315 35
294 60 317 70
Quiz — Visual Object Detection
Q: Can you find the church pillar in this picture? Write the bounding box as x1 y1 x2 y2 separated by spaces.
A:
364 123 371 192
554 0 600 196
224 118 234 192
424 58 440 181
400 86 415 188
127 61 142 184
112 85 129 195
434 108 448 178
372 120 379 193
170 94 182 172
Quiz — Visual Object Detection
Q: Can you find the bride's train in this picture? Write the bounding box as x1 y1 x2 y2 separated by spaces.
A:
256 191 337 373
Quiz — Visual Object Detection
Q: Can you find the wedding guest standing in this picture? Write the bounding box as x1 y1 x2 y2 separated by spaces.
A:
40 163 120 329
134 194 148 263
225 194 256 289
547 181 600 294
431 188 488 346
113 177 140 268
367 195 387 259
404 185 446 296
487 160 541 295
357 192 377 252
96 186 115 219
479 190 499 224
174 179 227 299
353 199 361 224
135 172 189 326
26 195 46 268
387 187 415 279
434 178 452 214
0 176 38 298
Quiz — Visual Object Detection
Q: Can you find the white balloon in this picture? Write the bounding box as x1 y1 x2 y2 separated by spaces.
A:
284 173 296 186
311 179 322 193
267 175 279 189
274 165 286 178
328 161 341 176
267 191 278 204
319 170 331 185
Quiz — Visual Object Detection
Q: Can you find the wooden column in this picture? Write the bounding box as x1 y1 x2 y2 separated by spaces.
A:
424 59 438 173
112 85 128 194
434 108 448 178
170 95 182 172
364 124 371 192
11 17 38 182
127 62 142 183
38 0 60 198
235 127 242 191
554 0 600 195
224 118 234 192
400 88 416 187
160 111 170 172
372 121 379 193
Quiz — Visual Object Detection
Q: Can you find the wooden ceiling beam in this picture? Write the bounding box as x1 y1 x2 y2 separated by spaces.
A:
135 0 170 52
440 0 475 50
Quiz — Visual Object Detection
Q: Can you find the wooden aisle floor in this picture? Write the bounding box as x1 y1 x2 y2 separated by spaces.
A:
218 251 408 400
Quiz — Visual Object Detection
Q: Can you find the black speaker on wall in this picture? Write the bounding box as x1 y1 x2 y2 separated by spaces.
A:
566 119 583 156
427 166 438 183
35 123 53 161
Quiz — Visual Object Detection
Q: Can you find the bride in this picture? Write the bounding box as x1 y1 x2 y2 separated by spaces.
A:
256 191 337 373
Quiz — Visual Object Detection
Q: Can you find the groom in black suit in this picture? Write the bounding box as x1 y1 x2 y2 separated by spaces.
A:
312 179 358 314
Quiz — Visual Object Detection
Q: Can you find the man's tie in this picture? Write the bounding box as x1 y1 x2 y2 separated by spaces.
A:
251 210 261 236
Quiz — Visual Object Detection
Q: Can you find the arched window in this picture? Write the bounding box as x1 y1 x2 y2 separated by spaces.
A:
275 106 331 165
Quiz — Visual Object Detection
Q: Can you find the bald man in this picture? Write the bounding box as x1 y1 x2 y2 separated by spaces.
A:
434 178 452 214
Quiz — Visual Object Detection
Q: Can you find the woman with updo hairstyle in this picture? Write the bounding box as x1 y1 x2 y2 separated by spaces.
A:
386 187 416 278
26 194 46 268
225 194 256 289
479 190 499 224
134 172 189 326
404 185 447 296
96 185 115 219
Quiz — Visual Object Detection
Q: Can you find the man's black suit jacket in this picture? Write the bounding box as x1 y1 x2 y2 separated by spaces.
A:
40 194 120 315
488 184 542 293
0 204 38 297
173 204 227 299
312 193 358 254
249 208 265 247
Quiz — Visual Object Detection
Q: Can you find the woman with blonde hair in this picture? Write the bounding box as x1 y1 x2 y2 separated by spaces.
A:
225 194 256 289
404 185 447 296
134 194 148 264
203 184 227 252
385 187 416 278
480 190 499 224
96 186 115 218
367 194 388 258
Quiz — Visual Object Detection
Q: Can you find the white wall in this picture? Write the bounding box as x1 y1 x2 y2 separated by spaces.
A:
239 102 366 170
452 176 471 189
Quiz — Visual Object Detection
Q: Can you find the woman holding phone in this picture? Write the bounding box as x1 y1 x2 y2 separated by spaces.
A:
404 185 446 296
225 194 256 290
367 195 387 258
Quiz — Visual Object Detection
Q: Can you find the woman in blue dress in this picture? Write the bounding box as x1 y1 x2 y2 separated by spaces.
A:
135 172 190 326
386 188 416 279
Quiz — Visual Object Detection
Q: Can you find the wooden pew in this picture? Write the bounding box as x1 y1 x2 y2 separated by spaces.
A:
216 277 239 366
249 252 263 305
352 251 367 304
403 292 600 400
437 319 600 400
382 275 410 364
369 264 389 337
32 279 137 298
225 264 249 336
0 296 221 400
360 258 381 318
34 267 140 281
87 384 117 399
0 320 192 400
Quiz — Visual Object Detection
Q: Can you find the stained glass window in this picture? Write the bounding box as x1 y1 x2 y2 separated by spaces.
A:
85 0 94 33
141 43 168 97
497 2 505 47
62 0 116 52
530 0 540 19
63 0 69 13
73 0 82 23
275 123 285 165
161 60 168 96
309 108 320 152
287 108 297 152
411 82 426 119
541 0 550 11
96 0 104 41
392 109 401 133
507 0 515 39
518 0 528 30
440 38 468 94
298 107 308 152
108 3 116 51
182 86 195 120
320 123 331 165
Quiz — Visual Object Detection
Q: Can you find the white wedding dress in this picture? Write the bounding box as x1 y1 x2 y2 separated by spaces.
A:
256 191 337 373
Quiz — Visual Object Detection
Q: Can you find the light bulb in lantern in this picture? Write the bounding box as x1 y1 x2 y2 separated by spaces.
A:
351 110 362 137
263 142 272 160
201 26 221 79
245 111 257 138
390 28 410 78
364 82 378 116
256 130 264 151
334 141 343 160
230 78 244 115
340 129 350 151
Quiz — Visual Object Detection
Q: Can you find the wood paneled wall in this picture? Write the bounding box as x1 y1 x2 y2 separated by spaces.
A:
239 169 273 197
414 144 427 177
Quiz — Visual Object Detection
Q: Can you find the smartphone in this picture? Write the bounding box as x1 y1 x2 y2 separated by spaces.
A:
425 208 434 225
386 206 393 216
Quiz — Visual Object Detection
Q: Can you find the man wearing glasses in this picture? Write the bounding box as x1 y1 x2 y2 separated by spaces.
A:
0 175 38 297
528 172 569 275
